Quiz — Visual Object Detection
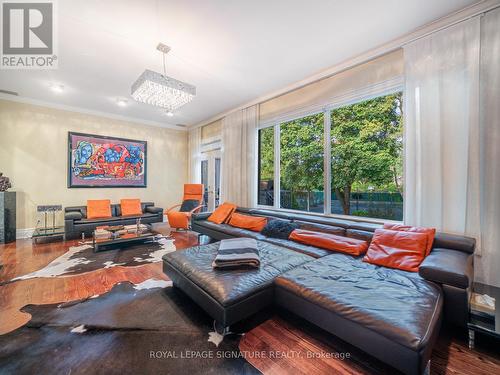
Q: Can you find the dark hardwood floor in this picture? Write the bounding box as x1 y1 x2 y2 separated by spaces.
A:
1 232 499 374
0 230 199 335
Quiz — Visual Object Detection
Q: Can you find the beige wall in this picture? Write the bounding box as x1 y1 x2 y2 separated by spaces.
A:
0 99 188 230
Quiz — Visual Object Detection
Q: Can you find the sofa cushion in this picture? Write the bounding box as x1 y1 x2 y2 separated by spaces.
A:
261 219 300 239
75 216 121 225
418 248 473 289
164 241 313 306
87 199 112 219
291 214 353 229
120 199 142 216
289 229 369 256
228 213 267 232
207 202 237 224
383 223 436 256
145 206 163 215
294 221 345 236
432 232 476 254
249 209 354 228
65 211 82 220
346 228 373 242
195 220 266 240
180 199 200 212
363 229 428 272
275 253 442 351
347 221 383 232
261 237 332 258
248 209 293 220
74 212 157 225
167 211 189 229
183 184 204 201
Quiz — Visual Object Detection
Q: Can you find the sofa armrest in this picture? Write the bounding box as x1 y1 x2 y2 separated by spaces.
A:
419 248 473 289
65 211 83 220
192 212 211 221
145 206 163 215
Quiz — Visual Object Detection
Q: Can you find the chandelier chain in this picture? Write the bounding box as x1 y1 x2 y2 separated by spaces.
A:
162 52 167 77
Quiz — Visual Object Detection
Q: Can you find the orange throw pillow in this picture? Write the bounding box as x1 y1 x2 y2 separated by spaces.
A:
363 228 428 272
207 202 237 224
120 199 142 216
383 223 436 256
289 229 369 256
228 213 267 232
87 200 112 219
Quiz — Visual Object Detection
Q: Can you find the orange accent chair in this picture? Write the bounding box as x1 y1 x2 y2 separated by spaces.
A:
166 184 204 230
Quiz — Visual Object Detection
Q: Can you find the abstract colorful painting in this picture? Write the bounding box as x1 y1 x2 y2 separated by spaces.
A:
68 132 147 188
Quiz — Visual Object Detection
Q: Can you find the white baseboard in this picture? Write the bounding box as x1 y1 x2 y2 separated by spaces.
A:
16 228 35 239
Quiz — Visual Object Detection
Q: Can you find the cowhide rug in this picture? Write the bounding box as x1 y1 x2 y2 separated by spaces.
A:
0 281 261 375
2 237 175 285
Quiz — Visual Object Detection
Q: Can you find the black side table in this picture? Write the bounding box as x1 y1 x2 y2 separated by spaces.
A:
467 283 499 349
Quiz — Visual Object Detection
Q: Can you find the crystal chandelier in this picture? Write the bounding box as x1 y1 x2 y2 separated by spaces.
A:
131 44 196 111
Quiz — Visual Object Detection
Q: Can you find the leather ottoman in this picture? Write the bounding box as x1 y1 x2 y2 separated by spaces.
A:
162 241 313 327
275 253 443 375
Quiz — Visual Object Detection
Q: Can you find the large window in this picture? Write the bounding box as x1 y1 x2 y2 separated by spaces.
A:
280 113 324 212
331 92 403 220
257 91 403 221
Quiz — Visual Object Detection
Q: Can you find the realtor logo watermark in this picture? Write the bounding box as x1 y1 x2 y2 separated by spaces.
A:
1 0 57 69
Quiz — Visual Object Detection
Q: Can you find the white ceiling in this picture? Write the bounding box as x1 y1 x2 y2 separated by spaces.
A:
0 0 478 128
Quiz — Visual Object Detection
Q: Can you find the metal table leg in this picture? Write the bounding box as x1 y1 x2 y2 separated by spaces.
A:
468 328 475 349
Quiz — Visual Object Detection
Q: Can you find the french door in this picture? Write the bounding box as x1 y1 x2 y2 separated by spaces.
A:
200 150 221 212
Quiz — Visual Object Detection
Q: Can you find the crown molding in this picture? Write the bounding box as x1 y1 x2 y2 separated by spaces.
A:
189 0 500 130
0 93 187 131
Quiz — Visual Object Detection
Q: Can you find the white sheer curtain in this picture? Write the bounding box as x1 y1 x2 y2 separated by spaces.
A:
404 18 481 238
404 11 500 287
475 8 500 287
188 127 201 183
221 105 258 207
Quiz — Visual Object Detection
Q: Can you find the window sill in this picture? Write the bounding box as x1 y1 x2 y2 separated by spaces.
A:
253 205 403 225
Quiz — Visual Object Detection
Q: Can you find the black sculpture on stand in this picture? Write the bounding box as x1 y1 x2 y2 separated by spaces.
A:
0 173 11 192
0 173 16 244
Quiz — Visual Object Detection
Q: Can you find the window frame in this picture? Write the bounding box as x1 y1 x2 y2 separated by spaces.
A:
256 86 404 224
256 125 275 207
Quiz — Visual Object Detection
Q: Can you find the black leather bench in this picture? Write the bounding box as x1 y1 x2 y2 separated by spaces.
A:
163 241 313 327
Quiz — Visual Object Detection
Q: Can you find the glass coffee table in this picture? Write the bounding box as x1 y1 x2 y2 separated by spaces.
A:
32 226 65 244
92 225 157 252
467 283 499 349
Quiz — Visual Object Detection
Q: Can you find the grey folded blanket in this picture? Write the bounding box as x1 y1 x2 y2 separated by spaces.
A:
212 238 260 269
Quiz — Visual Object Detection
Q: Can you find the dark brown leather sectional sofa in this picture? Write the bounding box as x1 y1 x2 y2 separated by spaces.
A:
164 207 475 375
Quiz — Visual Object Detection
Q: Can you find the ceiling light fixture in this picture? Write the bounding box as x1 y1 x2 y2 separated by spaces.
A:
165 111 174 117
116 98 128 107
131 43 196 111
50 83 64 93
